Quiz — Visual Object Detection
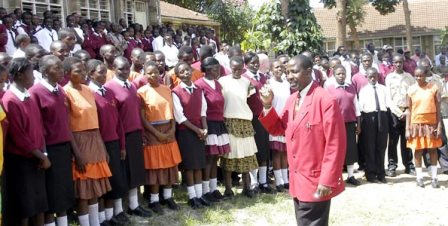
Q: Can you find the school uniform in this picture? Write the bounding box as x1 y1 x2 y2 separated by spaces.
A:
195 77 231 155
0 24 8 53
326 83 361 166
358 83 389 181
29 80 75 213
64 84 112 199
105 77 146 188
89 82 128 199
124 38 138 62
268 78 291 152
4 27 17 56
82 31 108 60
142 37 153 52
2 85 48 222
172 82 207 170
128 70 142 82
132 74 148 89
137 84 182 185
167 67 203 89
34 27 58 52
16 23 31 36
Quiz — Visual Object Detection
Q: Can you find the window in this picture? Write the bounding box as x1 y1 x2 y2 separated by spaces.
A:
22 0 64 24
434 36 442 56
78 0 110 21
362 39 383 51
324 41 336 55
393 36 421 52
122 0 134 26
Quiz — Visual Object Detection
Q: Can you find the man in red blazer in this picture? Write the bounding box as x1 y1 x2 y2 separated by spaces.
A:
259 55 346 226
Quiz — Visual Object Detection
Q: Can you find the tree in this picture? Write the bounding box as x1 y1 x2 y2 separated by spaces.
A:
242 0 324 55
336 0 347 47
164 0 214 13
402 0 412 51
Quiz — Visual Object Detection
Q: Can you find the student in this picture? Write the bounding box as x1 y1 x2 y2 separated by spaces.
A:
378 51 394 79
0 64 8 98
218 56 259 198
167 46 203 89
154 51 168 85
326 65 362 186
99 44 118 81
138 61 182 214
434 55 448 77
124 28 138 61
29 55 78 226
2 58 50 226
12 34 30 59
50 40 70 61
73 50 92 67
194 57 230 200
24 44 46 84
358 67 389 183
172 62 210 208
2 15 17 56
128 48 145 81
406 66 443 188
87 59 130 225
58 28 78 56
243 52 274 194
34 17 58 52
104 56 152 217
267 60 290 191
63 57 112 226
82 21 108 60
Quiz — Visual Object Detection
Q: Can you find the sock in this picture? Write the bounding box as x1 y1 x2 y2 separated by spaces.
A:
202 180 210 194
113 198 123 215
250 169 259 187
210 178 218 192
98 211 105 223
150 193 159 203
194 183 203 198
274 169 284 186
88 203 100 226
259 166 268 184
128 188 139 210
44 223 56 226
281 168 289 184
56 216 68 226
187 186 196 199
78 214 89 226
105 208 114 221
347 164 355 178
431 165 438 179
416 167 423 179
163 188 173 200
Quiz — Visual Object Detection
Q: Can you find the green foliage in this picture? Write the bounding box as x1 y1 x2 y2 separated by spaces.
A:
441 27 448 46
163 0 215 13
242 0 324 55
322 0 401 15
346 0 367 27
205 1 252 45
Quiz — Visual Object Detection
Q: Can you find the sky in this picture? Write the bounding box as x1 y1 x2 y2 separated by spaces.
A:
248 0 323 10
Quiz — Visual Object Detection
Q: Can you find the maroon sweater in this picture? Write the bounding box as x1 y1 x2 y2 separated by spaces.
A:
172 85 203 129
29 83 71 145
194 78 224 121
2 90 45 157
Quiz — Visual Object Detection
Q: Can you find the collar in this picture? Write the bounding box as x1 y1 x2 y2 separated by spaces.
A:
113 76 130 87
335 83 349 89
9 84 30 101
299 81 313 98
245 70 260 79
180 82 197 90
40 79 59 92
88 81 105 95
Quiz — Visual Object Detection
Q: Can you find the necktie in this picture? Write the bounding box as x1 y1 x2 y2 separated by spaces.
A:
187 87 193 94
52 88 59 95
8 30 15 42
48 30 54 41
123 81 130 89
294 92 301 119
373 86 384 132
99 88 106 96
254 74 259 82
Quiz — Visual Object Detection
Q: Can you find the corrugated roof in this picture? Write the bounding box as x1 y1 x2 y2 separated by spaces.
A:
314 0 448 40
160 1 219 25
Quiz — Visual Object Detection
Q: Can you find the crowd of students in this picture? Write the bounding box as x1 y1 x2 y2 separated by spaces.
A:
1 6 448 226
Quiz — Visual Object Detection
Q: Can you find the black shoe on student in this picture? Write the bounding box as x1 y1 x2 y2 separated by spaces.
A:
223 189 235 200
345 176 361 186
431 179 440 188
283 183 289 189
114 212 130 225
211 190 225 200
127 206 152 218
200 196 212 206
148 202 164 215
242 189 256 198
385 170 397 177
366 177 379 183
252 186 261 194
276 185 285 193
164 198 180 210
203 192 220 203
416 178 425 188
377 177 387 184
405 168 416 176
188 198 204 209
259 183 276 194
100 220 113 226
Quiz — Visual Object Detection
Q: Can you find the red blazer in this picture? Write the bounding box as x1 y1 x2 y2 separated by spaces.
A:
259 82 346 202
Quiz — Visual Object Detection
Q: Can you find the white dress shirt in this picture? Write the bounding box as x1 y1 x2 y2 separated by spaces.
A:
34 27 59 52
72 27 84 53
385 71 415 118
12 48 26 59
297 81 313 110
203 77 216 90
5 29 17 56
358 83 389 113
40 79 59 93
161 44 179 68
9 84 30 101
172 82 207 124
88 81 106 96
152 36 164 51
113 76 131 88
33 70 43 85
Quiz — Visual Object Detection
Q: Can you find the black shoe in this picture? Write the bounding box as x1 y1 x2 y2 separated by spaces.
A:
385 170 397 177
114 212 130 225
283 183 289 189
366 177 379 183
242 189 256 198
203 192 220 203
276 185 285 192
223 189 235 200
164 198 180 210
345 176 361 186
405 168 416 176
188 198 203 209
148 202 164 215
211 190 224 200
127 206 152 218
377 177 387 184
252 186 261 194
100 220 113 226
199 196 212 206
259 183 276 194
416 178 425 188
431 179 440 188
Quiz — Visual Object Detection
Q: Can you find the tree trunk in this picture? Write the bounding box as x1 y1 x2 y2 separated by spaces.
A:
349 22 360 50
336 0 347 47
280 0 289 20
403 0 412 51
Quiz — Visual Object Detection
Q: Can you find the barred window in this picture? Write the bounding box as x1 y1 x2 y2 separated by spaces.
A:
78 0 110 21
22 0 64 24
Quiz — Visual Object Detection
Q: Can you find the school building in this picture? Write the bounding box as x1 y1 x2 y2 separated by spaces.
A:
314 0 448 58
0 0 219 31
